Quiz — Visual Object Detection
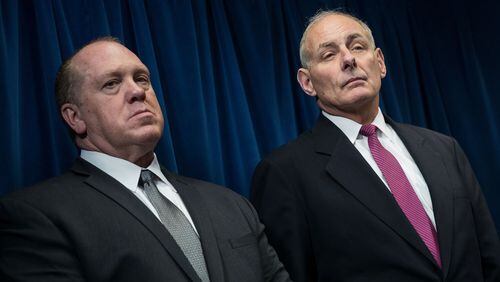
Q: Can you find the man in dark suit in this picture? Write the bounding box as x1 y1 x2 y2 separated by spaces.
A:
251 10 500 282
0 37 290 282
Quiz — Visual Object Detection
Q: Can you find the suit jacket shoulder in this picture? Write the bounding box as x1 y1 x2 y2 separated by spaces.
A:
251 115 500 282
1 158 290 282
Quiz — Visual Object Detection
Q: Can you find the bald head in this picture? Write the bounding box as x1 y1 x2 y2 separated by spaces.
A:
55 37 122 108
55 37 164 165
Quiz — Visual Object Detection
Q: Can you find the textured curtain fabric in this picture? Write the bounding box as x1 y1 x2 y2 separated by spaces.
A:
1 0 499 229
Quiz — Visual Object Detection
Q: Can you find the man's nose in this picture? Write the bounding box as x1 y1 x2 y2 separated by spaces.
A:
341 48 357 71
125 79 146 103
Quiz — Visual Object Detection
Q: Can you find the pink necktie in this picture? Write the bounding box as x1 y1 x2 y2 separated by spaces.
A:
360 124 441 267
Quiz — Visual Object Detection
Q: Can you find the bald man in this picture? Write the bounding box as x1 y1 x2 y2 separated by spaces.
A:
0 37 290 282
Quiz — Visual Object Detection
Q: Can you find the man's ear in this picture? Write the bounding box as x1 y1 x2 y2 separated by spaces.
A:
61 103 86 135
297 68 316 97
375 48 387 79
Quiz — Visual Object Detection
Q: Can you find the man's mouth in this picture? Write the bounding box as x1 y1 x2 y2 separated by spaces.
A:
131 109 153 119
342 77 366 88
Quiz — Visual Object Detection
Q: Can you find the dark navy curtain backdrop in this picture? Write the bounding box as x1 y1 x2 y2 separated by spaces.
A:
1 0 499 229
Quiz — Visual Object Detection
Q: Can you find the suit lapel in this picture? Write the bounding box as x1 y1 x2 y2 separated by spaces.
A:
71 158 201 282
312 116 439 267
390 119 453 277
164 170 225 282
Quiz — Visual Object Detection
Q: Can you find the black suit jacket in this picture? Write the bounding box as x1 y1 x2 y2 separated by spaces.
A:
251 115 500 282
0 158 290 282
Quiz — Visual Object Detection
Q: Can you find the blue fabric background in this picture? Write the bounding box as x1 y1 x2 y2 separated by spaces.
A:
1 0 499 230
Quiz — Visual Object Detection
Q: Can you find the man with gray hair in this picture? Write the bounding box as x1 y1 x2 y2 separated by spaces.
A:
251 10 500 282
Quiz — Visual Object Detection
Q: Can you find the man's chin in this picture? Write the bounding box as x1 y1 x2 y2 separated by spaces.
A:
321 93 378 117
342 91 378 108
129 127 163 145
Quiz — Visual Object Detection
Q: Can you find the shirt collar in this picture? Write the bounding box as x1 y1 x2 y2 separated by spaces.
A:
371 109 397 141
322 108 393 144
80 150 173 192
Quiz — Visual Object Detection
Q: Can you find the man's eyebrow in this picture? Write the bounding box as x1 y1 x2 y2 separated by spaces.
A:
133 66 151 76
318 41 338 50
96 66 150 79
346 33 365 46
317 33 366 51
98 70 121 78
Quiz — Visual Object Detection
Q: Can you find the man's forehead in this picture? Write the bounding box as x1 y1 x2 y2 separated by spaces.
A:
308 14 368 46
77 42 129 61
72 41 147 76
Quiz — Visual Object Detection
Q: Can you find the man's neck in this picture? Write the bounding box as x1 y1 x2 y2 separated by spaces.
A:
77 142 155 168
133 152 155 167
320 104 378 124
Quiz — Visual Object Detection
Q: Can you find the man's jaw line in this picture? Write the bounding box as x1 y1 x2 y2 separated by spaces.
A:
318 95 379 124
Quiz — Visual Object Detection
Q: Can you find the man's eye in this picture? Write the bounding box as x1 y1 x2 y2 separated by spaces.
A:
352 44 365 51
103 80 119 89
136 75 150 85
322 52 335 60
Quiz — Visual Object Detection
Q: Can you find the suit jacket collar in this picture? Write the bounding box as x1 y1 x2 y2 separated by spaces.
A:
313 115 451 276
71 158 224 282
389 118 453 278
162 170 225 282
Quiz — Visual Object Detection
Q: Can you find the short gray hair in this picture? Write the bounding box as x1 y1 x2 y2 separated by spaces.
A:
299 10 375 68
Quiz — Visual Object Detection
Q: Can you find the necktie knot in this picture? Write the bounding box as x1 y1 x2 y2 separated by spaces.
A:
360 124 377 137
140 169 154 187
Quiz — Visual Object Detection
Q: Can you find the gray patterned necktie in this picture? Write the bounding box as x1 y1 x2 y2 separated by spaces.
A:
139 169 210 281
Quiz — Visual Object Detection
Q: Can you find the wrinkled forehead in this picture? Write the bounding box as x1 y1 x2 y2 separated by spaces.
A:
71 41 148 78
306 14 371 50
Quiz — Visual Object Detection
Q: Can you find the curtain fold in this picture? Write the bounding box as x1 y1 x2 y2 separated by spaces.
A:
1 0 499 228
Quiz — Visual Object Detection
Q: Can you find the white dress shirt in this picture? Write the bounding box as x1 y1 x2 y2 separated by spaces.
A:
80 150 198 234
322 109 436 227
